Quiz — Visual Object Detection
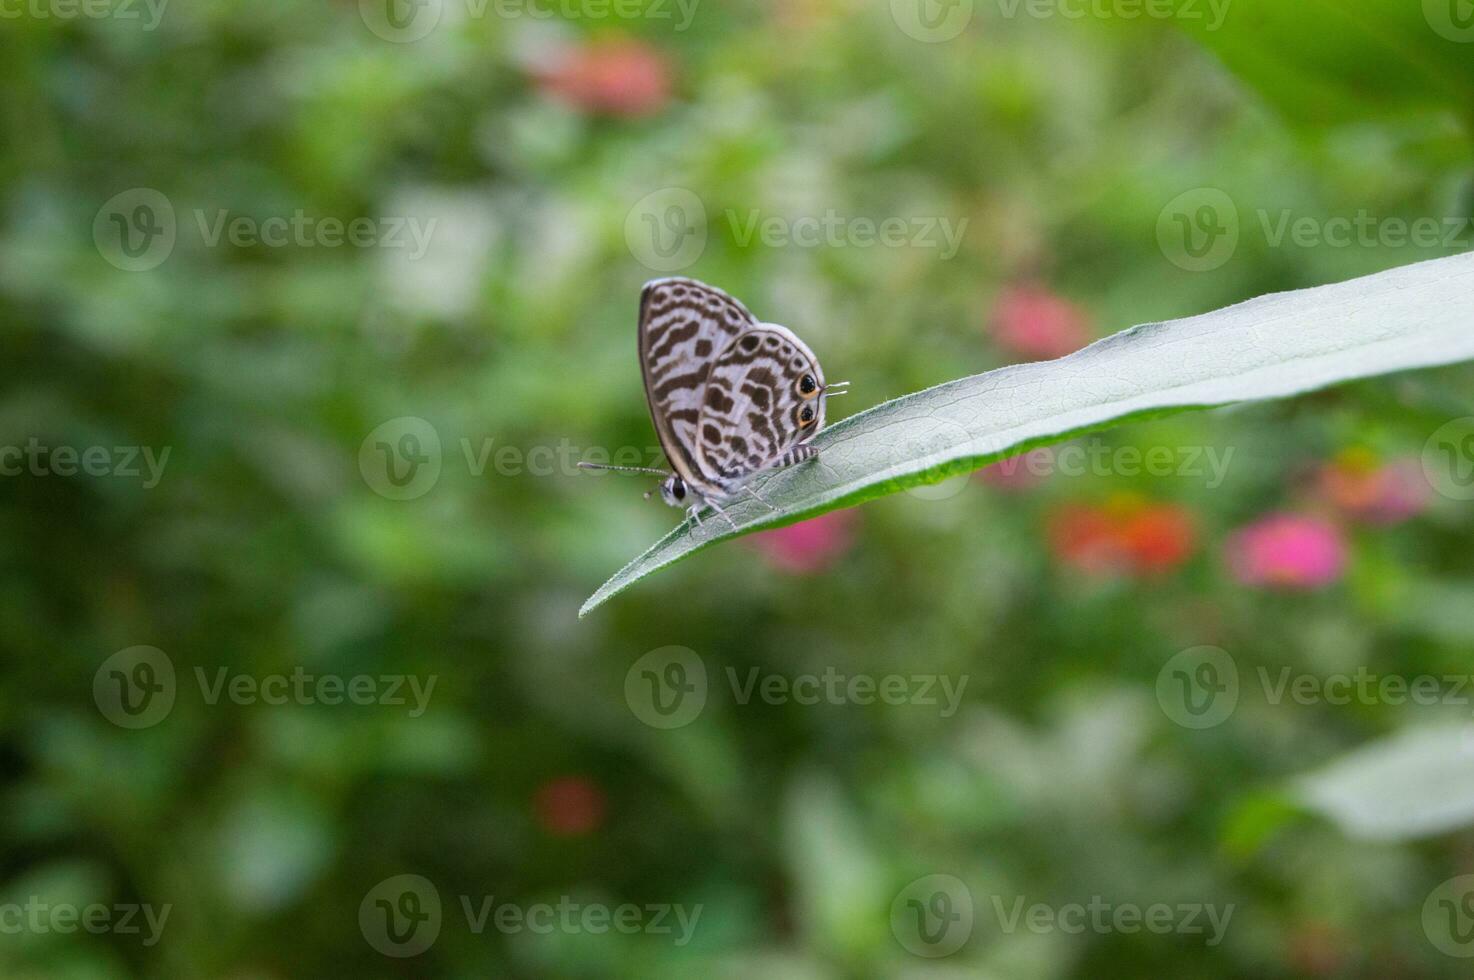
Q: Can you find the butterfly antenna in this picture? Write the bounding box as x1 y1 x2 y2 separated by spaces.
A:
577 461 670 478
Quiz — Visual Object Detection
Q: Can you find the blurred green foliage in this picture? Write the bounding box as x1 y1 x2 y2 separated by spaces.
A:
1 0 1473 977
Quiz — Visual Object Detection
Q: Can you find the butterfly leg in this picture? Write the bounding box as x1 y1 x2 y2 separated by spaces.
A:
703 497 739 531
739 484 778 511
686 504 704 528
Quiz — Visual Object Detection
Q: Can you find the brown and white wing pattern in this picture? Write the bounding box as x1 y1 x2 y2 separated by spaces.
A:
695 325 826 484
638 278 757 493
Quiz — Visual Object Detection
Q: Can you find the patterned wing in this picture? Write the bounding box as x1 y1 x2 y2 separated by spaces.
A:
638 278 757 491
695 325 826 483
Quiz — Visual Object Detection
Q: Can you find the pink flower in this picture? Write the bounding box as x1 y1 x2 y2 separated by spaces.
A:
1047 495 1197 577
750 511 856 574
533 38 673 118
533 776 606 837
979 450 1048 491
990 284 1092 360
1227 514 1347 590
1315 450 1430 525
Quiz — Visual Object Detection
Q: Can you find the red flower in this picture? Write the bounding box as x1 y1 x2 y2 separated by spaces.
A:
750 511 856 574
1227 513 1347 590
1047 495 1196 577
533 38 673 117
1314 449 1430 525
990 284 1092 360
533 776 606 837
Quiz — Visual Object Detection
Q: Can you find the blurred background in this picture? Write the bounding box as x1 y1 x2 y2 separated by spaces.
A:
3 0 1474 976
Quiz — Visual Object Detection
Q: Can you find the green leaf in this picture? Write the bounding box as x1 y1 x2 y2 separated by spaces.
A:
581 253 1474 616
1167 0 1474 126
1169 0 1474 125
1294 722 1474 840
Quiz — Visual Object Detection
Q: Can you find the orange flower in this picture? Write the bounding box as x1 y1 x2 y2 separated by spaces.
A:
1314 449 1430 525
1048 495 1197 577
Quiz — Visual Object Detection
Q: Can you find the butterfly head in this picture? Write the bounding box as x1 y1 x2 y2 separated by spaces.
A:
658 473 690 508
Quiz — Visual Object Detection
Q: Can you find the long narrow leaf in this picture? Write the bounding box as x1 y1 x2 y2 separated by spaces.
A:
582 253 1474 616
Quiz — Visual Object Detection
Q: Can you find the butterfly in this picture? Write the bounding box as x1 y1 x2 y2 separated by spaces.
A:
581 277 847 528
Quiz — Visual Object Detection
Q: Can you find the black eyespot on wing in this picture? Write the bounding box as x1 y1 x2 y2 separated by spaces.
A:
799 374 817 394
799 405 815 424
740 335 759 352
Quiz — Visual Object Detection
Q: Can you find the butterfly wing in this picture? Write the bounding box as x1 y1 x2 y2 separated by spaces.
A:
695 325 827 483
638 278 758 493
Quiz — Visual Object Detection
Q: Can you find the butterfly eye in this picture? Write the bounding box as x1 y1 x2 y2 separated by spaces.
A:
797 374 818 398
798 405 816 427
